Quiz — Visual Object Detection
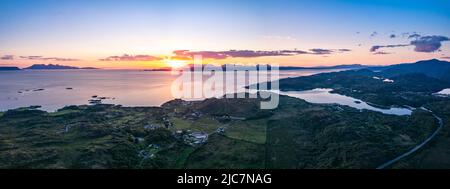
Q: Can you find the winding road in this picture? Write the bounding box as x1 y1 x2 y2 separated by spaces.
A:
376 113 444 169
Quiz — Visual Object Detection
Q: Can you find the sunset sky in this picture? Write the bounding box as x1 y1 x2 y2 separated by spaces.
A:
0 0 449 69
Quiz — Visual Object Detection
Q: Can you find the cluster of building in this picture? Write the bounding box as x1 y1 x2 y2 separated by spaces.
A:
183 131 209 146
174 127 226 146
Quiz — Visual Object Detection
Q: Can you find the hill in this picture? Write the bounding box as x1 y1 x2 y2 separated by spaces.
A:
371 59 450 82
266 59 450 107
279 64 368 70
24 64 98 70
0 67 21 71
0 95 439 169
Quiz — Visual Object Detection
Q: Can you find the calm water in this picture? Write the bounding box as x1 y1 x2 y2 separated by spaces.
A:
279 89 413 116
0 69 337 112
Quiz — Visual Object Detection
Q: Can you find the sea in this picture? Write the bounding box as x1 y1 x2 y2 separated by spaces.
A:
0 69 335 112
0 69 427 116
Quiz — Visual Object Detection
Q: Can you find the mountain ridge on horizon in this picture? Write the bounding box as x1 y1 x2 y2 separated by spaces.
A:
23 64 98 70
367 59 450 82
2 59 449 72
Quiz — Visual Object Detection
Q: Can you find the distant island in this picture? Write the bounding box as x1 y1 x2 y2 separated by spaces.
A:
0 67 21 71
24 64 98 70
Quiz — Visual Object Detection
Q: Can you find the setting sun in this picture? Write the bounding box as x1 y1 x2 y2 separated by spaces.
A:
165 59 187 69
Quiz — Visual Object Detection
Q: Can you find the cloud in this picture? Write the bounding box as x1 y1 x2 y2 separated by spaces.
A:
1 55 14 60
19 56 80 61
370 35 449 53
172 48 350 59
338 49 352 52
370 44 409 52
279 50 309 54
20 56 42 60
99 48 352 62
408 33 421 39
373 51 392 55
309 48 333 55
224 50 303 57
410 35 449 52
398 32 420 39
173 50 302 59
370 31 378 37
44 57 79 61
173 50 229 59
99 54 163 61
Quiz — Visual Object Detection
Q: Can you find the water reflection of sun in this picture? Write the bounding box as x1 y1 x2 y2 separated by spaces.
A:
165 59 187 69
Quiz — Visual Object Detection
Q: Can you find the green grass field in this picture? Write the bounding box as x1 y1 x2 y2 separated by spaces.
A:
224 119 267 144
170 116 223 134
185 134 265 169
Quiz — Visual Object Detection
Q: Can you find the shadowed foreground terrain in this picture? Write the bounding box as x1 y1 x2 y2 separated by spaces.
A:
0 94 441 169
1 59 449 169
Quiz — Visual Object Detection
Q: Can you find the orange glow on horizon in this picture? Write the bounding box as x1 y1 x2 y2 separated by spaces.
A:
4 50 448 70
164 59 188 69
